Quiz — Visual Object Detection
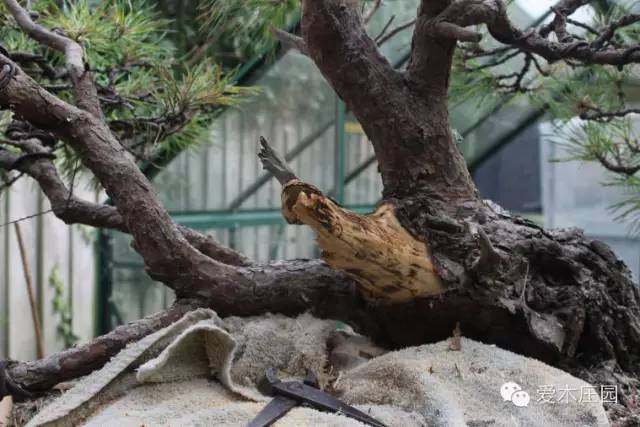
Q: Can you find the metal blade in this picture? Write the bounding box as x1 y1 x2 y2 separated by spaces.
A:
247 395 298 427
274 381 387 427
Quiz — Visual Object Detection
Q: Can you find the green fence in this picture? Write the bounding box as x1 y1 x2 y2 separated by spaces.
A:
96 0 546 334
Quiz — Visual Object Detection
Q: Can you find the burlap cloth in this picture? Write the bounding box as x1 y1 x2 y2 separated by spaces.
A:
27 309 609 426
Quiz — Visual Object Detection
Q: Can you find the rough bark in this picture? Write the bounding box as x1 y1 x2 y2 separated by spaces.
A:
1 262 368 397
4 0 103 118
253 139 640 394
300 0 477 201
0 54 253 298
417 0 640 66
295 0 640 410
1 0 640 420
0 140 249 266
279 179 443 301
5 300 201 394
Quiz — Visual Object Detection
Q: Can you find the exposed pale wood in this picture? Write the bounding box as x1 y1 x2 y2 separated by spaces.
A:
1 1 640 422
281 180 443 302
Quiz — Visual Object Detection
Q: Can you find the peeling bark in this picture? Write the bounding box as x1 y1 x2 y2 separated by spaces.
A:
295 0 640 413
280 180 443 301
1 0 640 421
255 133 640 402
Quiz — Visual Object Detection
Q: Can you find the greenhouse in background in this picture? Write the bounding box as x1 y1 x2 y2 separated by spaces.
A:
1 0 639 360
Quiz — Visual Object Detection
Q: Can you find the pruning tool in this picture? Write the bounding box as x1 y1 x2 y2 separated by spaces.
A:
247 368 387 427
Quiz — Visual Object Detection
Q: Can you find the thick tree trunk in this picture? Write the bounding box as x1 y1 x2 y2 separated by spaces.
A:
301 0 476 202
295 0 640 408
258 140 640 393
1 0 640 421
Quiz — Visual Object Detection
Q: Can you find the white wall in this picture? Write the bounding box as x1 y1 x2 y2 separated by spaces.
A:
0 176 96 361
540 122 640 282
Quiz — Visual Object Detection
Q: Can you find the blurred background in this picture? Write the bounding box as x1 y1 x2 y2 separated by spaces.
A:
1 0 639 361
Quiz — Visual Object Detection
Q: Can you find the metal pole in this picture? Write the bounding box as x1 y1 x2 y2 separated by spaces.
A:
14 222 44 358
2 193 9 357
334 97 347 204
95 229 114 335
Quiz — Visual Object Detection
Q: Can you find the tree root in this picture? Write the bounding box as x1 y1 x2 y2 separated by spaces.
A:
4 300 202 394
3 142 639 426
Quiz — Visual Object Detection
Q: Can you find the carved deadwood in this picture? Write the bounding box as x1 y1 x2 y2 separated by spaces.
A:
258 136 442 301
2 1 640 423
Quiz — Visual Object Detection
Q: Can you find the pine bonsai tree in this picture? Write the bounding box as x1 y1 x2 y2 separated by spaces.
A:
0 0 639 422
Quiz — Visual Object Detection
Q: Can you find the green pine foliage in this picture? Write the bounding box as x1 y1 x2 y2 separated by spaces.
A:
450 0 640 229
199 0 299 60
1 0 258 183
3 0 640 230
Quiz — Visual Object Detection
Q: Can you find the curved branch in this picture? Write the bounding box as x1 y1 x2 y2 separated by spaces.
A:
177 226 251 266
0 56 251 296
270 27 309 55
539 0 592 40
3 0 103 118
258 136 298 185
591 13 640 49
422 0 640 67
6 300 202 392
0 141 125 230
0 142 250 266
593 152 640 176
430 21 482 42
579 107 640 122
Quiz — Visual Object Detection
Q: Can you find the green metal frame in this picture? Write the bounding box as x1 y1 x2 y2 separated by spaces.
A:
96 49 369 335
170 204 376 230
96 6 553 335
334 97 347 203
95 30 302 334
